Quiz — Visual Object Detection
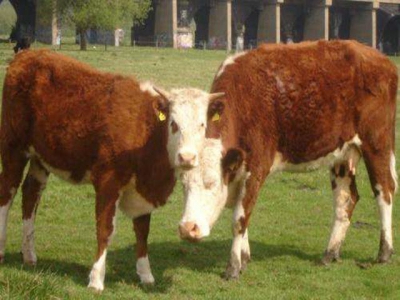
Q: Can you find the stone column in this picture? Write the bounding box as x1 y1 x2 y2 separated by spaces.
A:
303 0 331 41
154 0 178 48
208 0 232 50
349 1 378 47
258 0 283 44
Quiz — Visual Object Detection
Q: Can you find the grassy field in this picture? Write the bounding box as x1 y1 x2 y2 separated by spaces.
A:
0 42 399 300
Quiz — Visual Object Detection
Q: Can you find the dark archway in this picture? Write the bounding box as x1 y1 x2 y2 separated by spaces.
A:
244 9 259 48
132 1 156 46
377 4 400 54
381 16 400 54
329 8 351 40
281 4 304 43
193 5 209 48
292 13 305 42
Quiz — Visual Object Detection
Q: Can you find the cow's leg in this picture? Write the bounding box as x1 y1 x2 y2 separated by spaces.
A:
363 148 397 263
225 173 261 280
21 158 49 265
240 229 250 271
0 150 28 263
133 214 155 284
88 172 121 292
322 154 360 265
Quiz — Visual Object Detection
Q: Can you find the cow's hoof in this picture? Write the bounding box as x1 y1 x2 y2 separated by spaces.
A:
88 282 104 293
139 274 155 285
377 249 393 264
224 263 240 280
240 252 251 272
321 250 340 266
22 251 37 266
377 240 393 264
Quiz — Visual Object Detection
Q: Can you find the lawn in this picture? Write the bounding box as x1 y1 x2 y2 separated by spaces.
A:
0 42 399 300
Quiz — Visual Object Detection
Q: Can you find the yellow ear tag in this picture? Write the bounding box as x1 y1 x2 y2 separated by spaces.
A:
158 112 166 121
212 113 220 122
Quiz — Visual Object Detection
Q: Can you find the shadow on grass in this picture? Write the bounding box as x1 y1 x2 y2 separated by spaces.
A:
1 240 375 294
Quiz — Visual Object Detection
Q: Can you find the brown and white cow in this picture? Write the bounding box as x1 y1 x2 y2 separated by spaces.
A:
0 49 223 291
178 40 398 279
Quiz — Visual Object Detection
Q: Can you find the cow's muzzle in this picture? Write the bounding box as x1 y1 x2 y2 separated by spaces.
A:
179 222 203 242
177 151 198 169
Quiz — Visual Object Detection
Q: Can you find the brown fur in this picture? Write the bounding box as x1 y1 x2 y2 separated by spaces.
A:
0 50 175 275
208 40 397 265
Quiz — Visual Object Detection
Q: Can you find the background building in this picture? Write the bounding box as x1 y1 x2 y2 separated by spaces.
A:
133 0 400 54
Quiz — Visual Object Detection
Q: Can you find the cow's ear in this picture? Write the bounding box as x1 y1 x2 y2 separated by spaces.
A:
208 92 225 122
222 148 245 177
153 87 170 122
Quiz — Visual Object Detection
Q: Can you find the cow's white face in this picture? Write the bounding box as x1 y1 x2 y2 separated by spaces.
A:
179 139 245 241
154 88 224 169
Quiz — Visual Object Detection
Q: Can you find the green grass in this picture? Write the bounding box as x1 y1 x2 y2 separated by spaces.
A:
0 42 400 299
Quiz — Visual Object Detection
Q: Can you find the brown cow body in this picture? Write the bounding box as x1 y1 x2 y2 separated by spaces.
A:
0 50 175 290
185 40 397 278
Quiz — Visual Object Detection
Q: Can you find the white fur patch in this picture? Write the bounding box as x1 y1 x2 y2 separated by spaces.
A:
215 52 247 79
241 229 250 258
180 138 250 238
376 184 393 248
180 139 226 238
326 173 352 252
270 135 362 173
232 197 245 235
0 188 17 260
118 177 154 219
390 152 398 193
22 216 36 265
0 201 12 258
139 81 159 97
88 250 107 292
167 88 211 168
229 229 243 272
136 255 155 284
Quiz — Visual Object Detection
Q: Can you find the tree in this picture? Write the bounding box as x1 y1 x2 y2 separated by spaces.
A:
57 0 151 50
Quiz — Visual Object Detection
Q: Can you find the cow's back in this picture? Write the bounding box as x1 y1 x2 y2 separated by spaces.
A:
211 40 397 165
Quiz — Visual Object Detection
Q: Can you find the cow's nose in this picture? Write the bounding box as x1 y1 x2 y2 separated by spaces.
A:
179 222 202 242
178 152 197 167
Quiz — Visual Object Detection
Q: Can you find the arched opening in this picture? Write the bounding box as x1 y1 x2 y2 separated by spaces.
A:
329 8 351 40
281 4 304 44
292 13 305 42
132 2 156 46
193 5 209 48
380 16 400 54
244 9 259 48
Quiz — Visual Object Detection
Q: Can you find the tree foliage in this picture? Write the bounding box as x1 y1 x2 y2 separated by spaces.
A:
41 0 152 49
60 0 151 31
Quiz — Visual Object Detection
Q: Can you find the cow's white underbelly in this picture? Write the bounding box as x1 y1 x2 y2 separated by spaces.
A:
270 135 362 174
118 177 155 219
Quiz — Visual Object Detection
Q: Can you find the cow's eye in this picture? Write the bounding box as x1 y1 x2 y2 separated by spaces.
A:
200 123 205 128
170 120 179 133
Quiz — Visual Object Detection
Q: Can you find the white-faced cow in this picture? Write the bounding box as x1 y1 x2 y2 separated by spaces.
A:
0 49 223 291
178 40 398 279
